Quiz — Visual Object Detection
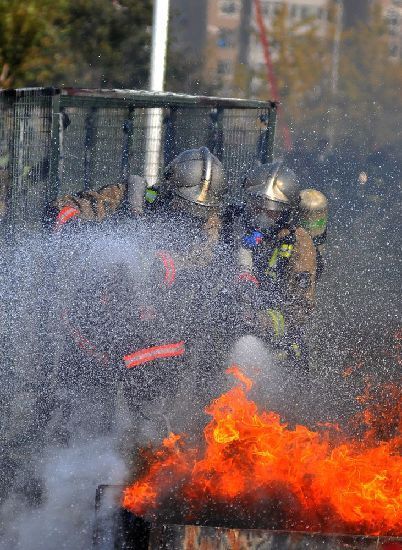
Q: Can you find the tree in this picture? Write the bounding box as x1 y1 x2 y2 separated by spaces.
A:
64 0 152 88
252 4 330 149
249 1 402 162
0 0 153 89
336 2 402 155
0 0 67 87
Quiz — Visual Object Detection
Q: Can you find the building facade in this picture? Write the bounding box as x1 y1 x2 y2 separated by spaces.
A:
380 0 402 59
203 0 329 96
169 0 401 97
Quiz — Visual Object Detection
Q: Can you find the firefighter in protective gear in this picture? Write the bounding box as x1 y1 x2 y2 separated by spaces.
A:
119 147 232 444
299 188 328 281
49 147 231 446
237 160 317 373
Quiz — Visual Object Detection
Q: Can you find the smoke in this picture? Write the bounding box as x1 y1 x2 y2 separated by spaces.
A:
0 217 235 547
0 438 126 550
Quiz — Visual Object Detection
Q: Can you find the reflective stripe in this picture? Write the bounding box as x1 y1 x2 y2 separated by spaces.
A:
268 247 279 269
279 243 294 259
265 243 294 277
61 310 109 366
267 309 285 338
301 218 327 230
123 340 185 369
55 206 79 231
156 250 176 287
290 342 302 358
238 272 260 286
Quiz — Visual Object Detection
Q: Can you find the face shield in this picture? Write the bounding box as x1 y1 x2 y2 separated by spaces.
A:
245 194 290 232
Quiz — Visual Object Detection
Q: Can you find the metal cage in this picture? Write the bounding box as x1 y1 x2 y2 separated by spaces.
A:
0 87 277 235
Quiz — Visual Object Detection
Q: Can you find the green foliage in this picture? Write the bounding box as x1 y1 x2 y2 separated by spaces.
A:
0 0 152 88
65 0 152 88
336 2 402 153
251 1 402 156
0 0 64 86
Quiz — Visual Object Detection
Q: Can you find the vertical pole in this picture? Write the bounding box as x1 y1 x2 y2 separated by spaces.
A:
258 104 277 164
163 106 177 167
208 107 224 161
48 91 61 205
83 107 97 190
144 0 170 186
121 105 135 183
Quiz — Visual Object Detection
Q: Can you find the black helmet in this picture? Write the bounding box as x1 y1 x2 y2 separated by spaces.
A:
164 147 227 208
244 161 300 212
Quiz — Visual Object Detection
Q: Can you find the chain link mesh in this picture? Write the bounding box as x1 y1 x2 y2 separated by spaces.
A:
0 88 275 235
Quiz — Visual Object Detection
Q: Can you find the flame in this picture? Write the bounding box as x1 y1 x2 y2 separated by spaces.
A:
123 368 402 535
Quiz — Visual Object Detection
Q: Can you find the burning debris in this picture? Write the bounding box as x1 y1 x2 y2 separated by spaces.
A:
122 368 402 538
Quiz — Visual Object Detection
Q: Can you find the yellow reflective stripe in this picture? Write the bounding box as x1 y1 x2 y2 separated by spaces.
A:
267 309 279 336
268 247 279 268
279 243 294 258
290 342 302 358
267 309 285 337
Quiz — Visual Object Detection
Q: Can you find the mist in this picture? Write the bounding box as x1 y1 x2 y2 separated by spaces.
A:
0 159 400 547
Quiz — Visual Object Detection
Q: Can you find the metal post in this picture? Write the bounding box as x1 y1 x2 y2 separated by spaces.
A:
208 107 224 161
121 105 135 182
260 104 277 164
48 91 61 205
83 107 97 190
163 106 177 167
144 0 170 186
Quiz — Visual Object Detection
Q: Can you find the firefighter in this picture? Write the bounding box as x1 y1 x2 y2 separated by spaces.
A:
119 146 232 443
299 188 328 281
48 148 230 447
237 160 317 375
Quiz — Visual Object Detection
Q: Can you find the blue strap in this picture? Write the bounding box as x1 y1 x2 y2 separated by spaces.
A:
242 230 264 249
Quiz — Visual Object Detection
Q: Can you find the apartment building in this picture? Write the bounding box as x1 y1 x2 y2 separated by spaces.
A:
169 0 401 96
380 0 402 59
203 0 329 95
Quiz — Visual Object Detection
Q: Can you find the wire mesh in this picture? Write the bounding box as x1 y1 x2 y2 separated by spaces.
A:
6 89 53 231
0 93 13 229
0 88 276 235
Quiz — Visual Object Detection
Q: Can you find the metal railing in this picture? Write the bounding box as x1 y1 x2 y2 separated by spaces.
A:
0 87 277 235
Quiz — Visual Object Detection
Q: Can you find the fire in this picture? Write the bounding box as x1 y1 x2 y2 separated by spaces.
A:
123 367 402 536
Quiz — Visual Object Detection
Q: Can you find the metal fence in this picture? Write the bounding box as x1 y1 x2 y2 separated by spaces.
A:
0 87 277 235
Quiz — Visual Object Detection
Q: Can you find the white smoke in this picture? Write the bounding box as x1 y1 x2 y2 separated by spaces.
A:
0 437 126 550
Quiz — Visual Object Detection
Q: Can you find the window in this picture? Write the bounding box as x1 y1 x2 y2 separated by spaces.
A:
300 6 309 19
260 0 272 17
290 5 298 18
217 28 236 48
218 0 240 17
217 60 233 75
387 10 400 36
272 1 282 16
389 43 399 58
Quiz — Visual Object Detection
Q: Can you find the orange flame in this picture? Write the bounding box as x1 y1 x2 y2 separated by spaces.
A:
123 368 402 535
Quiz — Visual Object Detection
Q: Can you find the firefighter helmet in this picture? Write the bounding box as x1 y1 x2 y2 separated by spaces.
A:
244 161 300 212
164 147 227 208
299 188 328 240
